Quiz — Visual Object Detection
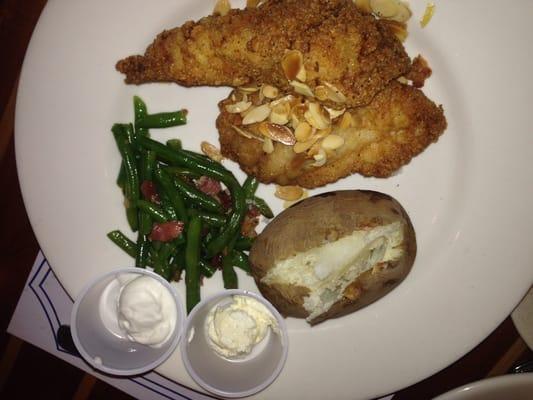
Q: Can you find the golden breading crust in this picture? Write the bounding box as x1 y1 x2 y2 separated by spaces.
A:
216 82 446 188
116 0 411 107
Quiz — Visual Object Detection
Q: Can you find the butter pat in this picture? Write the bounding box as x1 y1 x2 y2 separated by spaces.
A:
205 295 279 358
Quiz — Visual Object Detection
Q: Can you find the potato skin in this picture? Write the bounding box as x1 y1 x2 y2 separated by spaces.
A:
249 190 416 324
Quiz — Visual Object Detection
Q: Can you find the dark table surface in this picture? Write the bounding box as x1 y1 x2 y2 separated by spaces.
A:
0 1 531 399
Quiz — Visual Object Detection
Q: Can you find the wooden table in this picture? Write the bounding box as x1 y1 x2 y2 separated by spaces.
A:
0 1 531 399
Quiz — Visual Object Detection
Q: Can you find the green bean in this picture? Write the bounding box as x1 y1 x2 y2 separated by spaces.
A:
187 209 226 227
198 259 216 278
107 230 137 258
234 236 255 251
116 163 126 191
247 196 274 219
153 242 175 281
166 139 182 150
185 215 202 313
174 176 224 214
155 167 188 223
163 166 201 180
136 110 187 129
137 200 168 223
112 124 139 231
222 253 238 289
133 96 149 137
137 136 237 186
230 250 251 273
159 192 178 221
135 233 150 268
170 249 186 281
206 182 246 257
138 150 155 235
242 176 259 199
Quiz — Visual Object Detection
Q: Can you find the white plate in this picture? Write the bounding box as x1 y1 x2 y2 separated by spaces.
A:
15 1 533 399
434 373 533 400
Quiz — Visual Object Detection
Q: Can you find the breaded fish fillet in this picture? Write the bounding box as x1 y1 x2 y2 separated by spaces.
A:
116 0 410 107
216 82 446 188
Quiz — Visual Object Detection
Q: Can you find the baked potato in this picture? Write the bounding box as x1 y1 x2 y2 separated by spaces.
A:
249 190 416 325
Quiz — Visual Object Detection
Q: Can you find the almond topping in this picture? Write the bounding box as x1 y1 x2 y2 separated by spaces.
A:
261 84 279 99
321 134 345 150
242 104 271 125
314 85 329 101
231 125 264 142
420 3 435 28
290 103 308 128
290 81 314 98
200 141 224 162
338 112 355 129
304 102 331 130
269 102 291 125
238 85 260 93
322 81 347 103
225 101 252 114
294 121 312 141
262 137 274 154
213 0 231 16
312 148 327 167
293 137 318 153
258 122 296 145
353 0 372 13
281 50 306 82
391 1 412 23
275 185 304 201
325 107 346 120
370 0 399 18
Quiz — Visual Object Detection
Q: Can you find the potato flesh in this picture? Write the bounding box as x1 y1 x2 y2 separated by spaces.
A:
261 222 404 321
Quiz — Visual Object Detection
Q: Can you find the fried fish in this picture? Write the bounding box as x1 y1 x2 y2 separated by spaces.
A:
116 0 410 107
216 81 446 188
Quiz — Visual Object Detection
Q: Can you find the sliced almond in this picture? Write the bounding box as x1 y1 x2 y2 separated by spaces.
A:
269 102 291 125
293 137 318 153
261 84 279 99
231 124 264 142
420 2 435 28
370 0 399 18
322 81 347 103
304 102 331 130
238 85 260 93
312 148 327 167
314 85 329 101
321 134 345 150
258 122 296 145
391 1 412 23
353 0 372 13
325 107 346 120
290 81 314 98
283 189 308 209
225 101 252 114
270 94 297 108
290 103 308 128
314 127 332 139
338 112 355 129
201 141 224 162
213 0 231 16
242 104 271 125
275 185 304 201
281 50 306 82
294 121 312 141
262 137 274 154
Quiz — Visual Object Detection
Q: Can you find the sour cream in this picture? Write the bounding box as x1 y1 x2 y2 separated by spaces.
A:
205 295 279 358
114 274 177 348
